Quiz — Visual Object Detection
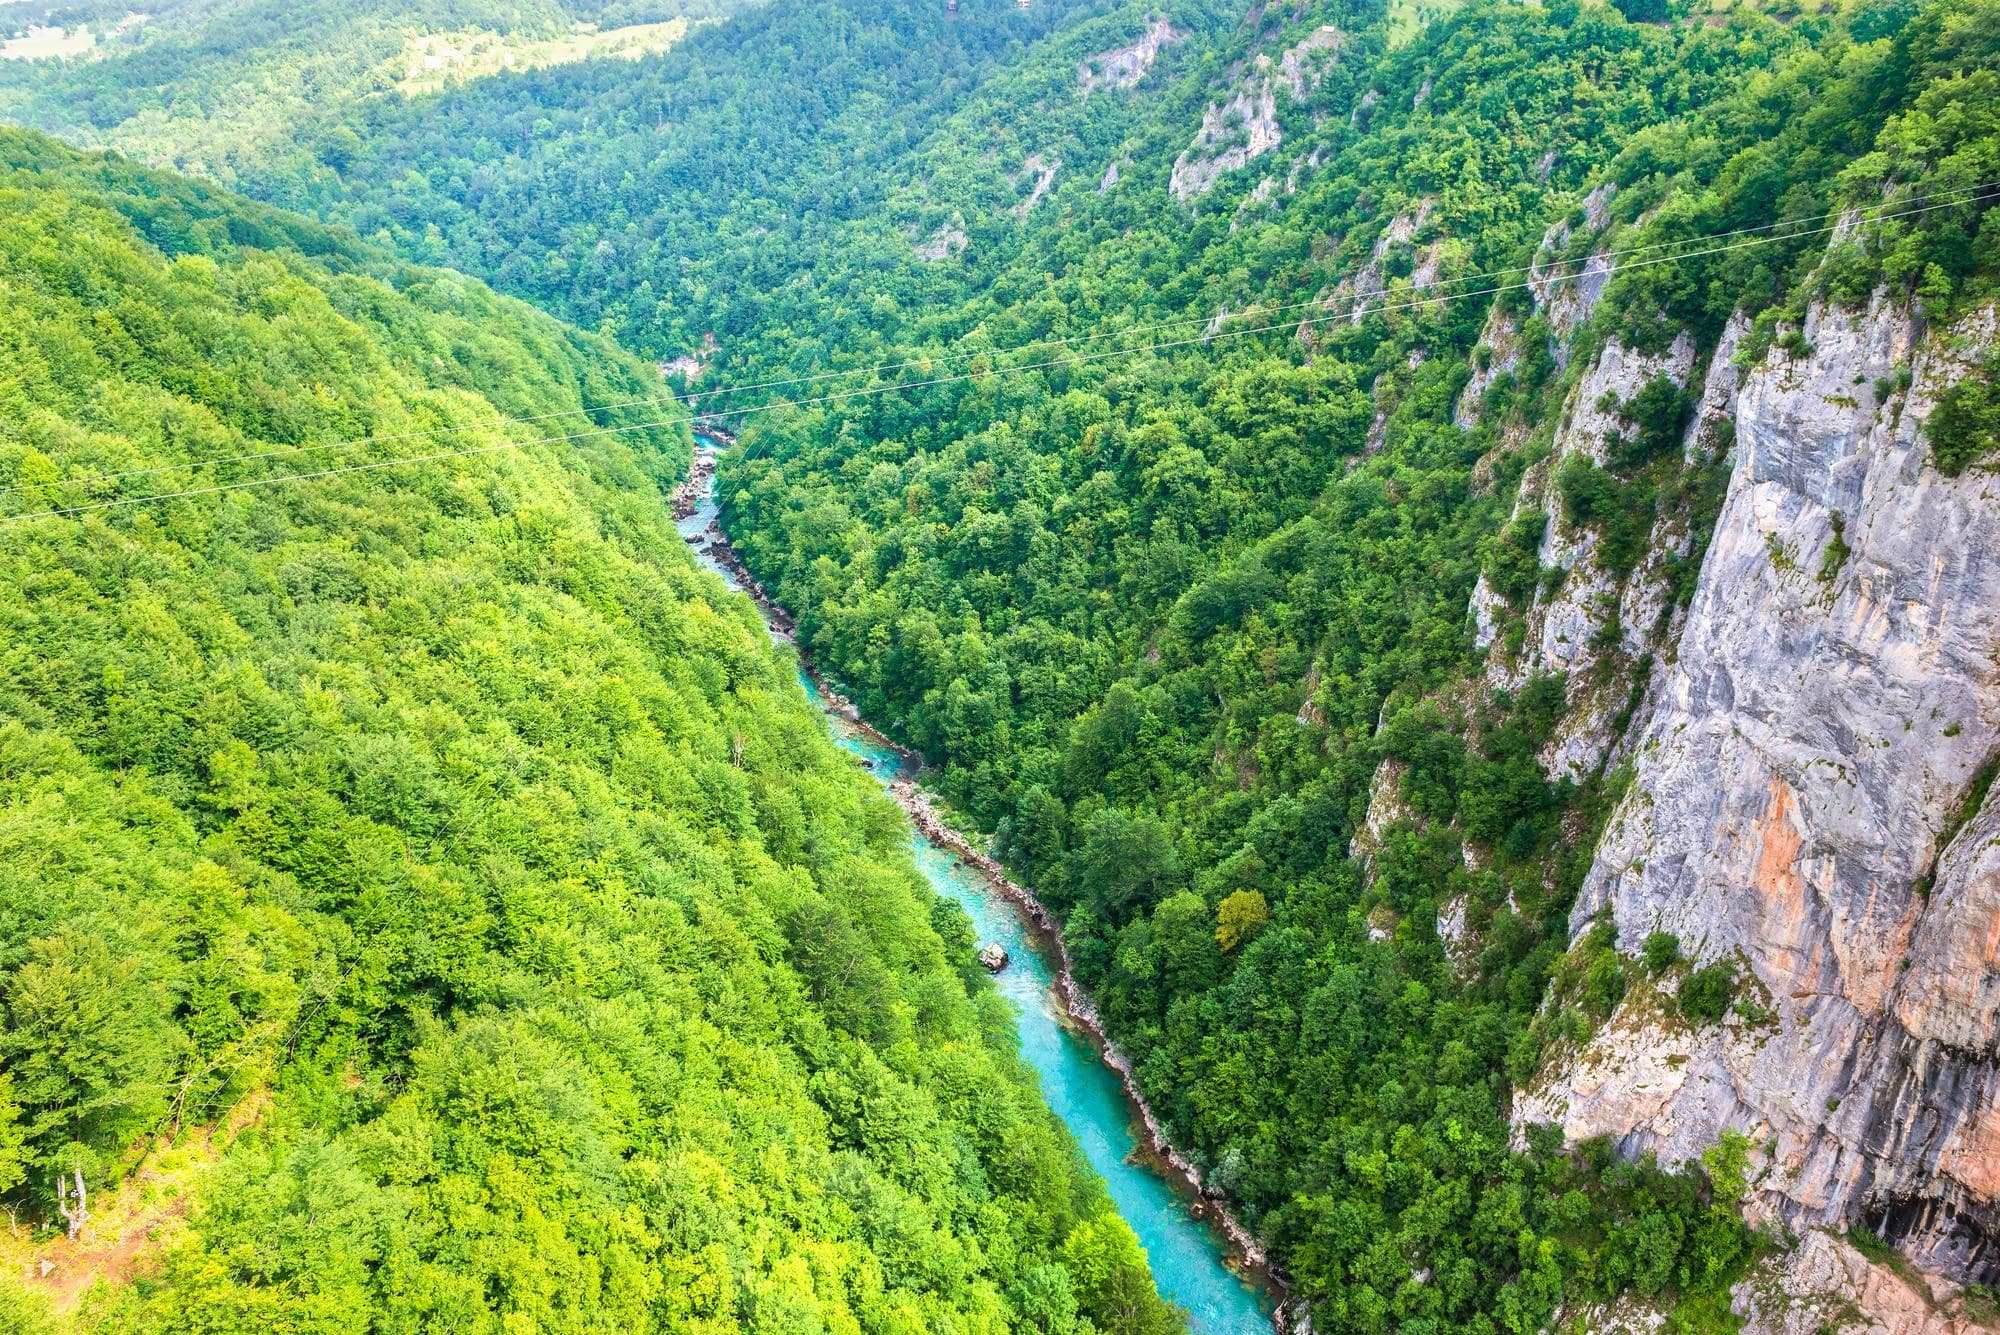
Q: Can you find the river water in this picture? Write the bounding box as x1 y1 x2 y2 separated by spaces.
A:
676 445 1273 1334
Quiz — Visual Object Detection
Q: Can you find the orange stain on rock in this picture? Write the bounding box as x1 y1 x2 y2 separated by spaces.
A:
1754 779 1811 972
1755 779 1805 900
1940 1099 2000 1199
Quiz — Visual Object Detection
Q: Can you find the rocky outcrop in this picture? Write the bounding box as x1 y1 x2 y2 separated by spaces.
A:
1011 153 1059 219
1078 15 1180 95
1169 25 1344 204
660 330 721 384
1347 756 1413 870
1470 331 1699 782
1454 305 1522 430
1312 200 1435 328
1278 25 1343 97
1528 290 2000 1288
1170 68 1281 202
1530 183 1619 360
1733 1229 2000 1335
913 217 968 261
1575 1227 2000 1333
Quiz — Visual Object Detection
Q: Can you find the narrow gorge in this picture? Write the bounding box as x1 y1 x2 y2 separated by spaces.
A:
678 436 1280 1333
2 2 1998 1332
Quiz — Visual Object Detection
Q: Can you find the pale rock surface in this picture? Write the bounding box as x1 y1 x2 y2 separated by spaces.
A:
1318 200 1433 324
1454 305 1522 430
1285 145 1323 196
1348 756 1412 871
1231 174 1278 227
1732 1229 1998 1335
1530 183 1619 361
1012 153 1059 218
1170 25 1345 202
1570 1228 1998 1333
913 218 968 261
1171 63 1281 201
1078 15 1180 95
1278 25 1343 97
1472 332 1698 783
1437 893 1478 975
1534 292 2000 1285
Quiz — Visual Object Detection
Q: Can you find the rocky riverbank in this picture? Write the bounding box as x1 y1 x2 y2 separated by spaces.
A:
684 435 1295 1331
892 778 1296 1324
667 443 715 519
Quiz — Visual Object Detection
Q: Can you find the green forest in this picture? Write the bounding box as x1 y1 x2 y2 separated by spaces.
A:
0 131 1178 1335
1 0 1998 1330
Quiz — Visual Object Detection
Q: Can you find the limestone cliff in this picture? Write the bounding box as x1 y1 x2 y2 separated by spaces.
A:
1521 285 2000 1303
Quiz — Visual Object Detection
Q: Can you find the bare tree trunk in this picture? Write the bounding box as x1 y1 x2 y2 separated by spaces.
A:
55 1167 85 1241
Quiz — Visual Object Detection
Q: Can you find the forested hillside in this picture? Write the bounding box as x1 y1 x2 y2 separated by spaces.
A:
0 129 1179 1335
0 0 759 189
6 0 2000 1330
707 3 2000 1320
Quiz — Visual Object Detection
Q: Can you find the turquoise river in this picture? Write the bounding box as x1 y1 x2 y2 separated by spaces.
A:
679 441 1274 1334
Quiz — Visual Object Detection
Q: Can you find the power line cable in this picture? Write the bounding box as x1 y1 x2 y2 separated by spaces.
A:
3 183 1991 526
680 178 1997 412
9 180 1987 500
695 185 1995 432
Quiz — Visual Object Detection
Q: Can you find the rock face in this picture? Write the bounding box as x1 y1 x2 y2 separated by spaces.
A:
1347 756 1414 871
1309 200 1435 329
1525 291 2000 1288
1170 70 1281 202
1454 305 1521 430
1011 153 1059 219
1468 328 1705 784
1078 16 1179 96
913 218 968 261
1530 183 1619 358
1733 1228 2000 1335
1169 25 1343 203
1277 24 1343 97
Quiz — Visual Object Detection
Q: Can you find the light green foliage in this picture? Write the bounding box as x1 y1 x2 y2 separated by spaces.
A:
0 1073 28 1196
0 130 1175 1335
0 0 761 187
10 0 2000 1326
1214 889 1269 953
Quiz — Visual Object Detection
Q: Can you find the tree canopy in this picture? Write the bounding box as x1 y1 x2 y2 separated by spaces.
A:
0 128 1178 1335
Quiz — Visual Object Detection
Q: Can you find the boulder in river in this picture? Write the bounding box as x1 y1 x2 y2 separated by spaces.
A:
977 943 1009 972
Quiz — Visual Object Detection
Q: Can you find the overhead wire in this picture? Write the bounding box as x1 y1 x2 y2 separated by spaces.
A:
7 180 1988 502
9 180 1989 502
694 183 1996 431
680 177 1999 414
1 182 1992 526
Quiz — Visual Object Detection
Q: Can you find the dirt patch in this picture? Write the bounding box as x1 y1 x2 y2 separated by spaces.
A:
4 1091 269 1314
